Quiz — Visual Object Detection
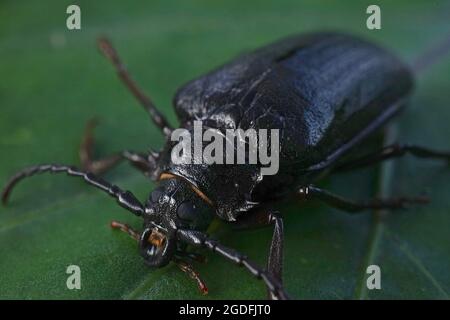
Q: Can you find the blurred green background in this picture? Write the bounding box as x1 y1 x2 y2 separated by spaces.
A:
0 0 449 299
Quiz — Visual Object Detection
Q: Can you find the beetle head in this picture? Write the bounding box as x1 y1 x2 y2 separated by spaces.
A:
140 176 212 267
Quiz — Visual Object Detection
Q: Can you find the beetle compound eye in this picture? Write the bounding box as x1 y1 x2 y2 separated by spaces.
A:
177 202 197 221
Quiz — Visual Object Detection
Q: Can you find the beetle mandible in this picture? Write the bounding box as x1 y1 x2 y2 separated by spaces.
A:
3 32 450 300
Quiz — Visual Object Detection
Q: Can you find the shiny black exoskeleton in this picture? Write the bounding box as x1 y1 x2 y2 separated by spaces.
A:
3 32 450 300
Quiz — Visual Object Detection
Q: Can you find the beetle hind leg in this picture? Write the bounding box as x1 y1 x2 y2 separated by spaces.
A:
333 143 450 173
299 185 429 213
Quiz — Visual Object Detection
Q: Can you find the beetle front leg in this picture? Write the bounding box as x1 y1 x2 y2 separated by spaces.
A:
110 220 141 241
233 209 284 299
177 229 290 300
266 212 284 299
80 118 158 176
174 257 209 295
111 221 209 295
299 185 429 213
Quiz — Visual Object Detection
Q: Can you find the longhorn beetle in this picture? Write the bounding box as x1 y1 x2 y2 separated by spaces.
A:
3 32 450 300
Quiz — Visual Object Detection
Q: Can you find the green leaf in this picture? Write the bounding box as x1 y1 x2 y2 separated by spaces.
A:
1 0 449 299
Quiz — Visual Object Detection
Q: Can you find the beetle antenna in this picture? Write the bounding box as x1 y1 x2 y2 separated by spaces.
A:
177 229 290 300
411 34 450 75
1 164 144 216
97 37 173 137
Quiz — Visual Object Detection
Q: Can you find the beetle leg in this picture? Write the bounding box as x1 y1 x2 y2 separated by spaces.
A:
111 220 141 241
80 118 156 176
266 212 284 299
299 185 429 213
333 143 450 173
1 164 145 217
177 229 290 300
97 37 173 136
232 209 284 299
110 221 209 295
80 117 121 174
174 257 208 295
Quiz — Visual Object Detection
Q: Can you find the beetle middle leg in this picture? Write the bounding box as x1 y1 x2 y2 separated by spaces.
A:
333 143 450 173
299 185 429 213
79 118 156 176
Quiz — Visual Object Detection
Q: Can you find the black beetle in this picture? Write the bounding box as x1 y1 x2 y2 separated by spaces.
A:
3 32 450 300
